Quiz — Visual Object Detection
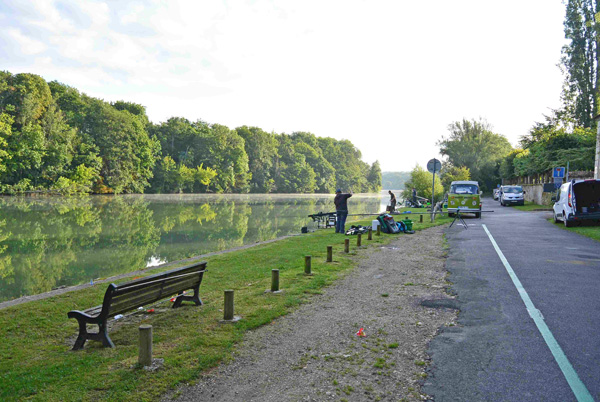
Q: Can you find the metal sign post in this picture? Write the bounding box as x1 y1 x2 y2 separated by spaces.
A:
427 158 442 223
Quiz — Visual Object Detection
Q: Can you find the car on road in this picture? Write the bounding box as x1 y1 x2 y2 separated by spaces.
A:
553 179 600 227
493 188 500 201
447 180 482 218
500 185 525 206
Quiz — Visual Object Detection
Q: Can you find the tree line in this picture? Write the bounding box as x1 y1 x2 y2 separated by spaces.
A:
413 1 599 195
0 71 381 195
498 0 598 182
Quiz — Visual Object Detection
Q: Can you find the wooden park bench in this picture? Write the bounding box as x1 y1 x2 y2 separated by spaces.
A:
67 262 207 350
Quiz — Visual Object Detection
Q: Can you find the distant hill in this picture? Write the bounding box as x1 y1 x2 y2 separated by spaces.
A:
382 171 410 190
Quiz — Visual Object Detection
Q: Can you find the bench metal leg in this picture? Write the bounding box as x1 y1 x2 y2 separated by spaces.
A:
98 321 115 348
172 285 203 308
72 320 88 350
71 319 114 350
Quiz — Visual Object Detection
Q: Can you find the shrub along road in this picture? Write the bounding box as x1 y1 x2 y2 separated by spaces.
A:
424 200 600 401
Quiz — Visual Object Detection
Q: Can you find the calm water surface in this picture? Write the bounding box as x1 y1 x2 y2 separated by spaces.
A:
0 193 386 301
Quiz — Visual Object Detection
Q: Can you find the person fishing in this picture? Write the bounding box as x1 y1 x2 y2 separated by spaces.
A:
334 189 352 234
388 190 397 213
412 187 418 207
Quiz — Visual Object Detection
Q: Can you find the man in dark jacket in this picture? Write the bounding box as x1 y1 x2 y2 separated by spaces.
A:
334 189 352 233
389 190 397 212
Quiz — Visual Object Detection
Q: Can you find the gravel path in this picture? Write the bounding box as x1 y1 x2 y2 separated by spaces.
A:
164 226 457 401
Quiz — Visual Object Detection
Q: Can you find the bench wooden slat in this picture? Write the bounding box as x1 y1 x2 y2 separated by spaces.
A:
109 279 201 316
116 262 207 289
115 270 204 292
108 275 204 315
83 305 103 315
67 262 207 350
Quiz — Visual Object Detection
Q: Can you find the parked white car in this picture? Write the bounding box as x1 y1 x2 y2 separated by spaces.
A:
500 185 525 206
553 179 600 227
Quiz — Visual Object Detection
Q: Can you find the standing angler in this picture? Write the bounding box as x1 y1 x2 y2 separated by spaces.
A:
388 190 397 213
334 189 352 234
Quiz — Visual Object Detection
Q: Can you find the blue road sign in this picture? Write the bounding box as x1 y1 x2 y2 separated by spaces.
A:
553 167 565 178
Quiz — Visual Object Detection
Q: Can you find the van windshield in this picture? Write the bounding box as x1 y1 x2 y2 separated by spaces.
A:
450 184 478 194
503 186 523 194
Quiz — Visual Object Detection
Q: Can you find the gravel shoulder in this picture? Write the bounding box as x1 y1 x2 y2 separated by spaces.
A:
164 225 457 401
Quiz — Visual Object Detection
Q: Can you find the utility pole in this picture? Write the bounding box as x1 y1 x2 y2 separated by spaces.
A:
595 114 600 179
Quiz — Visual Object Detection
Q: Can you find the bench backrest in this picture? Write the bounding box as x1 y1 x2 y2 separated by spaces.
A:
101 262 207 318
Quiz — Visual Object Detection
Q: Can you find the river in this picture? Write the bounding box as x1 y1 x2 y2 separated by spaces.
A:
0 192 389 302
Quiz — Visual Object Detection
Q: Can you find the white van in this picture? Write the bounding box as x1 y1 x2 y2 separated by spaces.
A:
500 185 525 206
553 179 600 227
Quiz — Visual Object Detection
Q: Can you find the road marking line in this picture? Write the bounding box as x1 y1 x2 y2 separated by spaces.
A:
482 224 593 402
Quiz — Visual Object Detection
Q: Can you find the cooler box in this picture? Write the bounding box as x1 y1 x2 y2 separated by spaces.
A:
372 220 380 230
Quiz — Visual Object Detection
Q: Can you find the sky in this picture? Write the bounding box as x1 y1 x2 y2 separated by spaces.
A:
0 0 567 172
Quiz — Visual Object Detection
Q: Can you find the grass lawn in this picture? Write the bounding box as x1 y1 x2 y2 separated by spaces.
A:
549 219 600 242
512 201 552 211
1 213 452 401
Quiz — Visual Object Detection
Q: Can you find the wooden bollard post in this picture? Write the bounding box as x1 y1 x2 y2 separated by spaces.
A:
305 255 312 275
344 238 350 253
357 233 362 247
327 246 333 262
376 225 381 236
271 269 280 292
368 228 372 240
224 290 234 320
138 324 152 367
220 290 241 323
420 214 423 223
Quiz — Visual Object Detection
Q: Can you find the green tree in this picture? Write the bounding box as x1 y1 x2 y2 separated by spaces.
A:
291 134 336 193
438 118 512 191
274 135 316 193
402 165 444 203
0 73 84 191
236 126 278 193
81 100 160 193
200 124 250 193
366 161 382 192
505 124 596 178
441 165 471 191
560 0 600 128
0 112 12 174
498 149 523 180
381 171 410 190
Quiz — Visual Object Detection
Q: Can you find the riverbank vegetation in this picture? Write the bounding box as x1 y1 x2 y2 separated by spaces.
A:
499 1 598 182
0 213 451 401
381 171 410 190
0 194 381 302
429 2 599 193
438 118 512 192
0 71 381 195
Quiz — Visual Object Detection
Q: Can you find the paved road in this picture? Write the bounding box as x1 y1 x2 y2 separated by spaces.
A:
424 199 600 401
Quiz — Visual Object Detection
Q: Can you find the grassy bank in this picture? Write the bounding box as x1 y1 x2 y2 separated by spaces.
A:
550 220 600 242
512 201 551 211
0 212 451 401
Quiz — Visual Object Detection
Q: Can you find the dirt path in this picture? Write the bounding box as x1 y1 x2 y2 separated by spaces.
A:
164 226 457 401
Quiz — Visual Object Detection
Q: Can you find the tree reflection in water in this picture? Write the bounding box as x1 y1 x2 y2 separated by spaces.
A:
0 193 382 302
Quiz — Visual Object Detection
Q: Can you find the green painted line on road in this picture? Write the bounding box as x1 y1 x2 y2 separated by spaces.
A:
482 224 593 402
